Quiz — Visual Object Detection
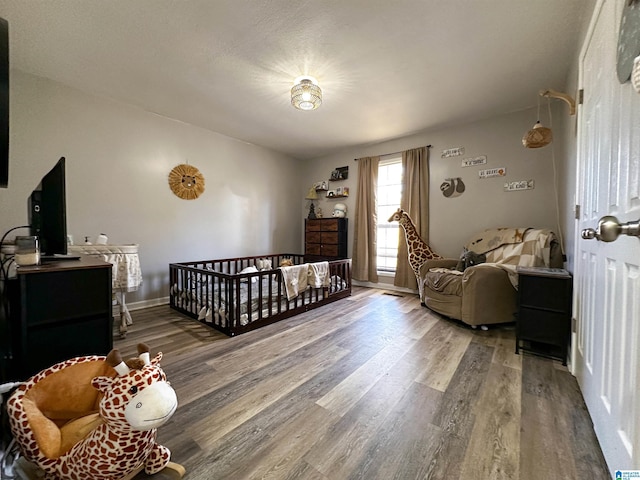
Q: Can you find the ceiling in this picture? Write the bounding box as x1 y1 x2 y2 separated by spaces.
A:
0 0 593 160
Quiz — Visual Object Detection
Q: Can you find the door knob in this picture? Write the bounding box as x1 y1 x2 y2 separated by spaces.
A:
581 215 640 242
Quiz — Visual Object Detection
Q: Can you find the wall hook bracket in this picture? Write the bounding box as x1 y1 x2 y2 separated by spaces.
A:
539 89 576 116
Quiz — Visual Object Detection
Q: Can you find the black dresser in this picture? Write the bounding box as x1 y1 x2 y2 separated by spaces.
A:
1 256 113 381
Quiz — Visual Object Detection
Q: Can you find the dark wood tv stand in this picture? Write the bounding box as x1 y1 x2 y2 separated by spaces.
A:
1 256 113 381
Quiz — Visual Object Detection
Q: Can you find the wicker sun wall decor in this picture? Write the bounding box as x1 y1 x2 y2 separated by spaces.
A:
168 164 205 200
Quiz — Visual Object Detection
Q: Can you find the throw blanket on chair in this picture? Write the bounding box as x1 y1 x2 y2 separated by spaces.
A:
465 227 530 255
485 228 556 287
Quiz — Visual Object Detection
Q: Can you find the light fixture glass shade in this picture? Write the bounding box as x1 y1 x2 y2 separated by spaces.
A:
305 186 318 200
305 185 318 219
291 77 322 111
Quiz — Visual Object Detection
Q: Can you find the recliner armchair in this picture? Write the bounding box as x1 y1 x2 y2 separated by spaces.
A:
419 228 563 327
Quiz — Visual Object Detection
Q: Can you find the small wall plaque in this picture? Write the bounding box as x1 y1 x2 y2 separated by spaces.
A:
441 147 465 158
461 155 487 167
504 180 534 191
479 167 506 178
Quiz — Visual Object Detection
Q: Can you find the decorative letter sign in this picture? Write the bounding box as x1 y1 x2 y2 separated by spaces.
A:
461 155 487 167
504 180 535 191
479 167 506 178
441 147 465 158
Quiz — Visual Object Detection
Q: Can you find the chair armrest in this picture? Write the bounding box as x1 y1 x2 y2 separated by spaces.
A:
460 263 517 326
419 258 458 277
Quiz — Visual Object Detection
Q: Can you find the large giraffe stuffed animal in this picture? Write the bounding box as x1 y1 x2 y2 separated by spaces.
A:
388 208 442 302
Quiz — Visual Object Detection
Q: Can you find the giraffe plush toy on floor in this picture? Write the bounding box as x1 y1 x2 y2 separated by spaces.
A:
388 208 442 303
7 344 184 480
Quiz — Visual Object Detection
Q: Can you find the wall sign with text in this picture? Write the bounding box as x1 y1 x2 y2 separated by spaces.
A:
461 155 487 167
479 167 506 178
504 180 534 191
441 146 465 158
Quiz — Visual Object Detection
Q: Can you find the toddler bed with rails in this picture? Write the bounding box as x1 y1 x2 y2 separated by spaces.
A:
169 253 351 336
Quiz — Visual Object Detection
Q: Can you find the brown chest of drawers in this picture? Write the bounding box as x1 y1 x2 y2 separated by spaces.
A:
305 218 348 261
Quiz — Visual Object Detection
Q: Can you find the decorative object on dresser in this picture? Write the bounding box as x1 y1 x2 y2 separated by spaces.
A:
305 186 319 219
169 253 351 336
515 266 572 365
305 218 348 262
332 203 347 218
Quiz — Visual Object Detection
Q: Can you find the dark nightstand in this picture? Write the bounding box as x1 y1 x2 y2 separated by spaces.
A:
515 266 572 365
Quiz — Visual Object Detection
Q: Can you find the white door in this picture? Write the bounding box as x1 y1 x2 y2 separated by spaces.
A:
573 0 640 475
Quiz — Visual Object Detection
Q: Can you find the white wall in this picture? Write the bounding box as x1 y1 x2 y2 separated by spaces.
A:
0 71 303 304
303 106 567 265
0 71 582 303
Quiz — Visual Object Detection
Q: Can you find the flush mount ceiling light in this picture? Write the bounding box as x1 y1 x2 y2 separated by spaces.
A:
291 76 322 111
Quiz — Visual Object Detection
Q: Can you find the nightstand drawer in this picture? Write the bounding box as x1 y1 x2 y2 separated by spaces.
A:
519 275 570 312
518 307 570 347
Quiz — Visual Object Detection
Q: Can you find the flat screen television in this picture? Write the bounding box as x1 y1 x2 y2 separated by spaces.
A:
29 157 67 256
0 17 9 188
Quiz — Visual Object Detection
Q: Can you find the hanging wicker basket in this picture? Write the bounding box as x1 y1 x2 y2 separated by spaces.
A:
522 122 553 148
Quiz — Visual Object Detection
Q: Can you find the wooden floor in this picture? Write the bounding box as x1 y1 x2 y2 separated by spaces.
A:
119 287 610 480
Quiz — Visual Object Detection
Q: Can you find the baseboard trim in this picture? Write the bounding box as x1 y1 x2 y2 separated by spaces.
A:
118 285 417 312
118 296 170 311
352 280 418 295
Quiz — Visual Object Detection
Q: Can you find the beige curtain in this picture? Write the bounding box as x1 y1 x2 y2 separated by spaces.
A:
394 146 430 289
352 156 380 282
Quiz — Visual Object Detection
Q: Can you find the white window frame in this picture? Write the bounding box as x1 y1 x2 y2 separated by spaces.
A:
376 157 403 273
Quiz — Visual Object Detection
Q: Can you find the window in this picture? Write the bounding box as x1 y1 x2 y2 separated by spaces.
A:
376 157 402 273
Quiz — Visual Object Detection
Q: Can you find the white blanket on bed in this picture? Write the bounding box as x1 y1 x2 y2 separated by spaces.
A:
280 264 309 300
308 261 330 288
